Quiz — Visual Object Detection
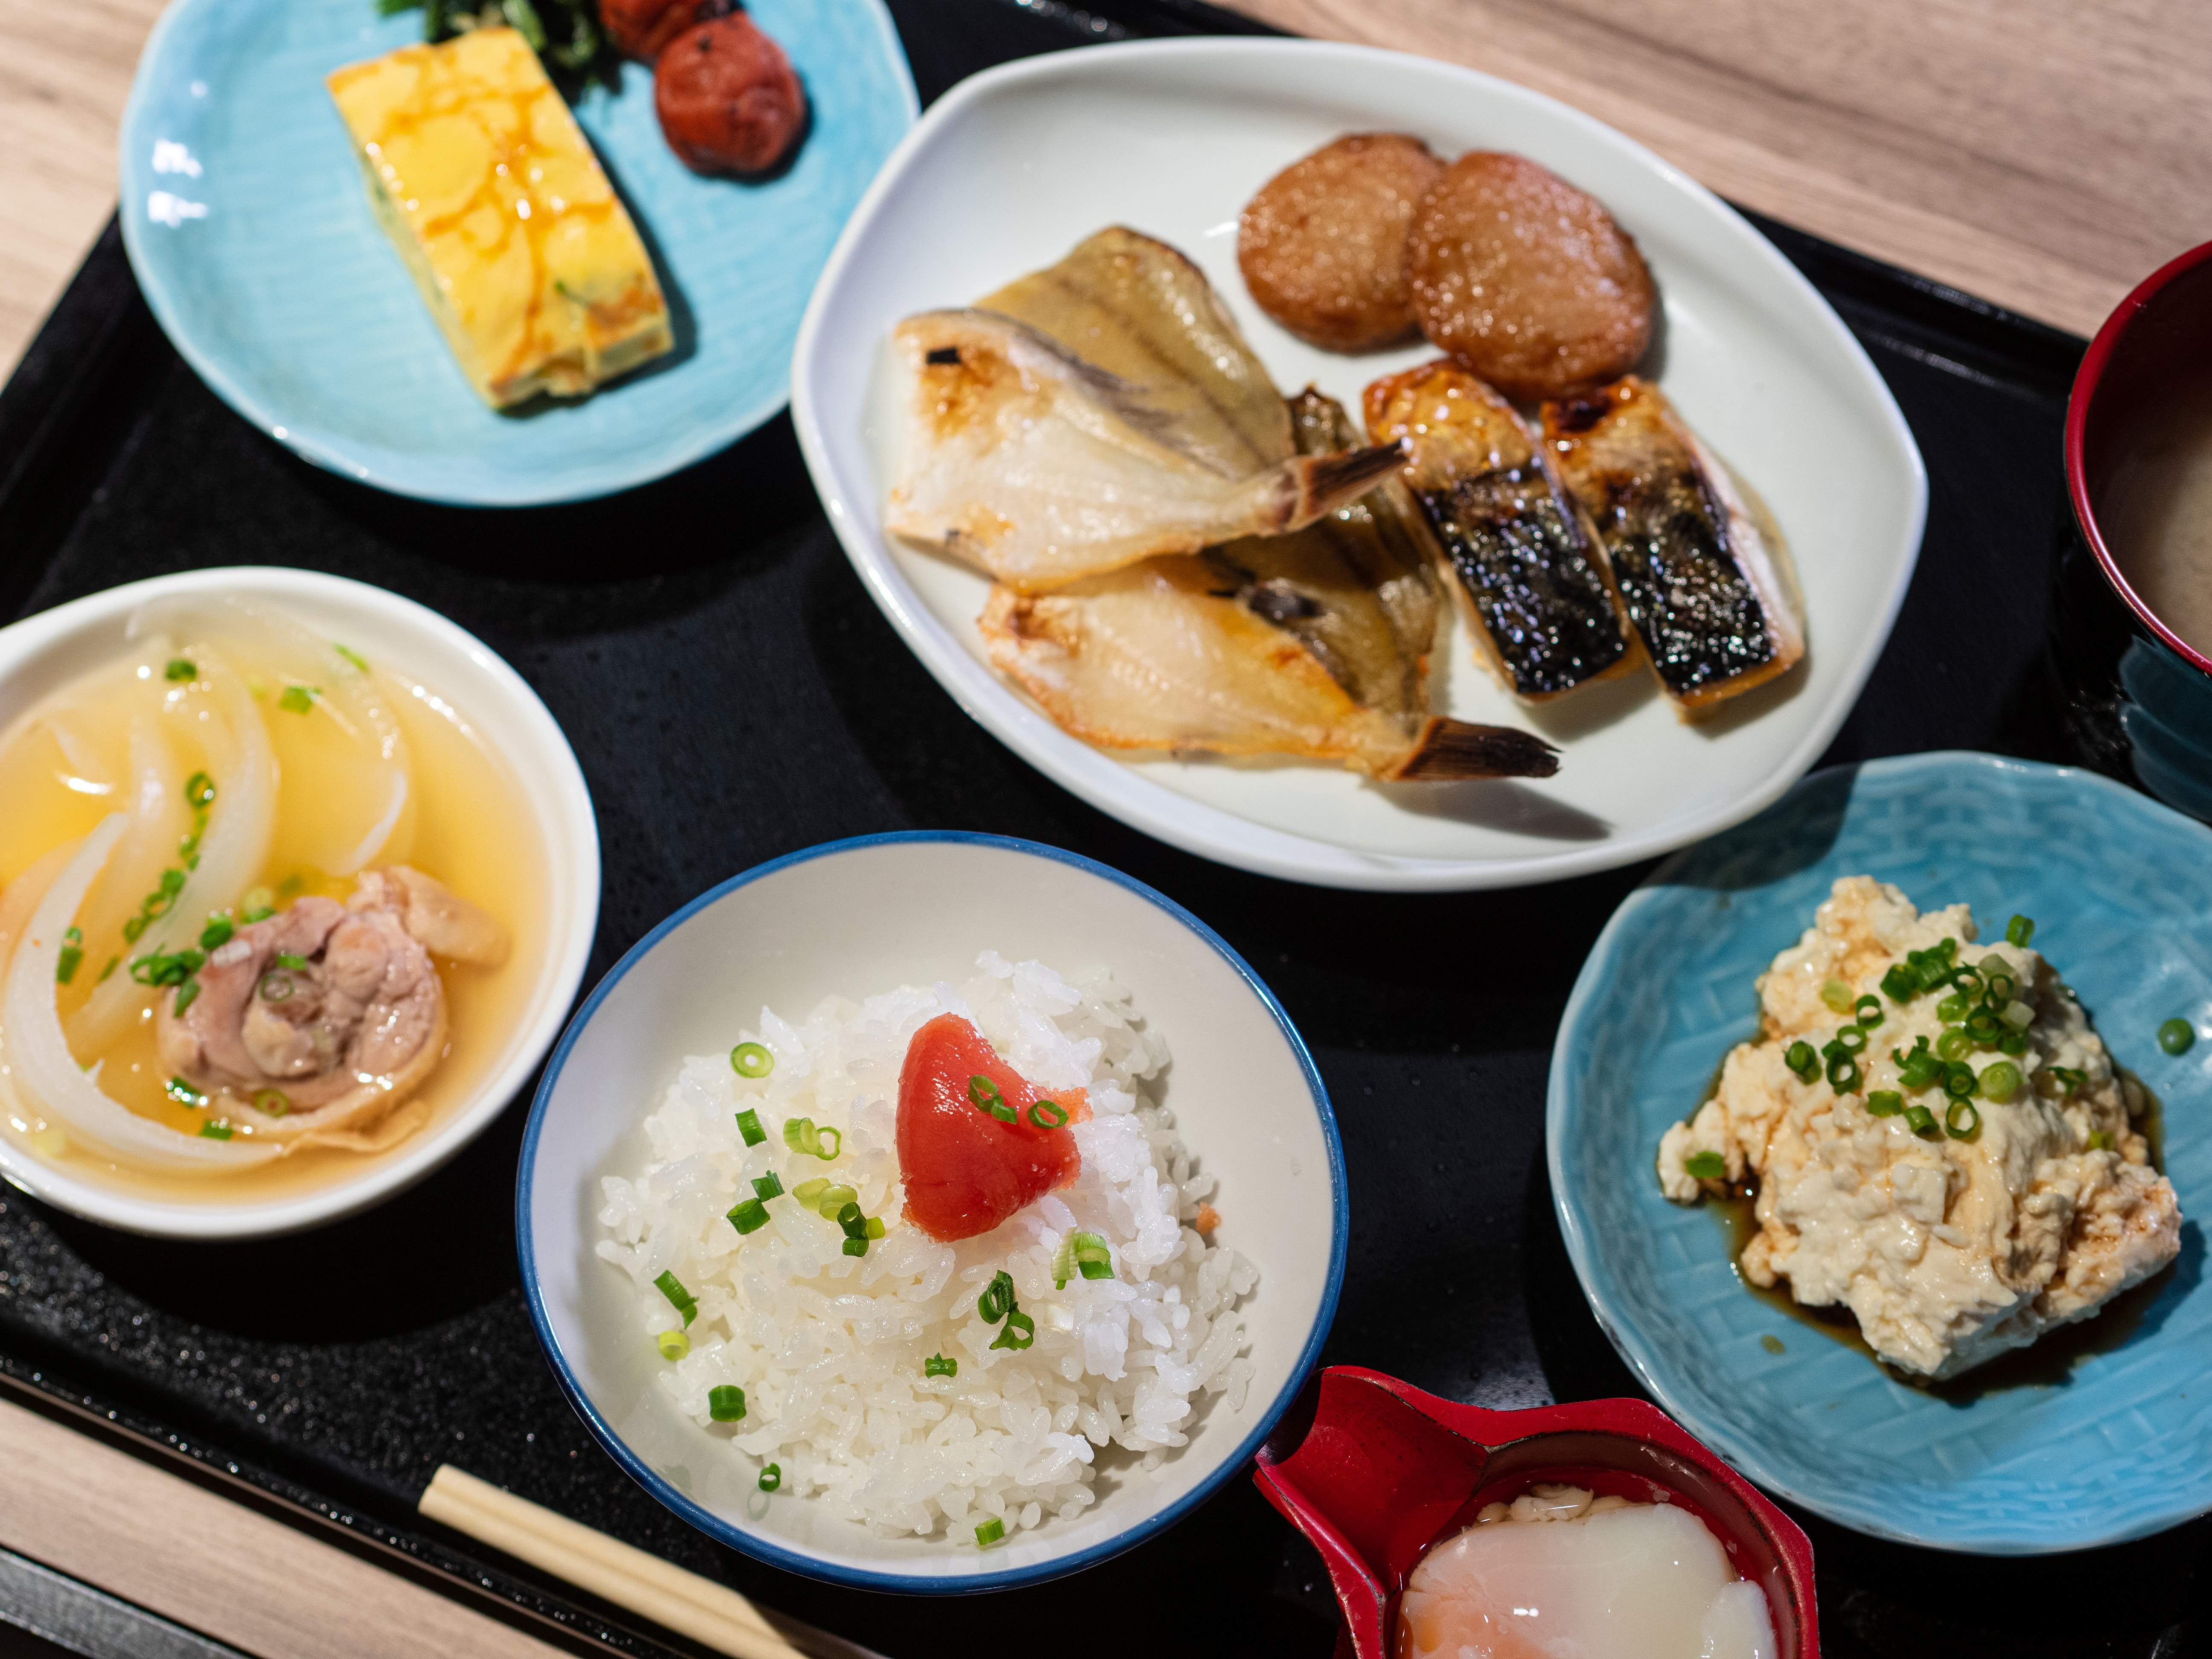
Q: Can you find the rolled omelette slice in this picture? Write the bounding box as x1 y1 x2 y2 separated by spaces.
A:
327 27 672 408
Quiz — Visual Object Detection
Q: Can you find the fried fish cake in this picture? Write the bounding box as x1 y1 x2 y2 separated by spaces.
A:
1238 133 1444 352
1408 151 1655 401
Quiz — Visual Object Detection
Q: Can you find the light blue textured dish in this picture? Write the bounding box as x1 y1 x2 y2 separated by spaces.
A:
1550 751 2212 1554
118 0 914 505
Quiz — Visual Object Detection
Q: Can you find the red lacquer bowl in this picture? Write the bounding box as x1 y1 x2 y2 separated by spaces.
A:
1254 1367 1820 1659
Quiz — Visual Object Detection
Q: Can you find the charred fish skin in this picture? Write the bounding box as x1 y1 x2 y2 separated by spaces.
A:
1364 361 1633 701
1543 377 1805 708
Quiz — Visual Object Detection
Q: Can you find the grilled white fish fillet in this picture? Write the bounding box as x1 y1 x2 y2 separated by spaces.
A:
885 309 1402 593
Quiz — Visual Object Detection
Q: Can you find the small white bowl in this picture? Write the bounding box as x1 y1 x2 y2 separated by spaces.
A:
518 833 1346 1591
790 38 1927 892
0 567 600 1238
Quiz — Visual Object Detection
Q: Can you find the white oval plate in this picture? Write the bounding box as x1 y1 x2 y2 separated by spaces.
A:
791 38 1927 892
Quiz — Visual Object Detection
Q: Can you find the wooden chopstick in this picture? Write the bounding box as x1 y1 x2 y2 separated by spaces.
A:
419 1466 813 1659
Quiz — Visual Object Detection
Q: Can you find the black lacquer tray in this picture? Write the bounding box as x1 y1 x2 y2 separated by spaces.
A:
1 2 2204 1655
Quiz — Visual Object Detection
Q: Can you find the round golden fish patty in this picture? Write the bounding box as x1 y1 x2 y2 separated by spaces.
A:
1238 134 1445 352
1408 151 1655 401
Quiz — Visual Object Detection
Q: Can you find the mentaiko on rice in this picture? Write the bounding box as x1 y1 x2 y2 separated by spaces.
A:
594 952 1258 1545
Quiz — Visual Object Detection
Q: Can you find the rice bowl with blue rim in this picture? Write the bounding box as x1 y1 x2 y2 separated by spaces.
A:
518 833 1345 1589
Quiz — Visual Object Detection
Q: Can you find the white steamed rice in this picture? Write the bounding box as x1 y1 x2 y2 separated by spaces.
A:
594 952 1259 1543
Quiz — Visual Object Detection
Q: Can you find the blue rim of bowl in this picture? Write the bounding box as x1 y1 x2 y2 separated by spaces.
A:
515 830 1349 1592
115 0 918 507
1545 749 2212 1553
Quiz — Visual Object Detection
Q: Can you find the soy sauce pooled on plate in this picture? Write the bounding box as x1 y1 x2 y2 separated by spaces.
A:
1397 1483 1774 1659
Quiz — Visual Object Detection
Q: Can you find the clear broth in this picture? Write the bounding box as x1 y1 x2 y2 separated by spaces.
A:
0 649 545 1204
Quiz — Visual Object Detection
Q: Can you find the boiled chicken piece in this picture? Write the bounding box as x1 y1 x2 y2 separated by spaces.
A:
155 866 506 1143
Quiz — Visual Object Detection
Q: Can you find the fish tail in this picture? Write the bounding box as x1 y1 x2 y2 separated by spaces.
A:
1386 717 1561 782
1270 442 1406 532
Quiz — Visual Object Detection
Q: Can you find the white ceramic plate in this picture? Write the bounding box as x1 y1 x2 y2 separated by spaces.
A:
0 569 600 1237
791 38 1927 891
518 833 1345 1589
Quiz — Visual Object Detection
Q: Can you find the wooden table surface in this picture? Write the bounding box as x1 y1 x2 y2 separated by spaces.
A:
3 0 2210 374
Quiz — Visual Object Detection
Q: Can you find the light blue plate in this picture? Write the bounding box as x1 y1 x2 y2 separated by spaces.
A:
117 0 914 505
1550 751 2212 1553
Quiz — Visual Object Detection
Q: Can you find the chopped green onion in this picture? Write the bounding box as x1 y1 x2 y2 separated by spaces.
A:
96 956 118 983
1820 980 1855 1013
1964 1010 2002 1045
925 1353 958 1378
736 1109 766 1146
783 1118 841 1160
655 1270 698 1326
1866 1090 1904 1118
757 1464 781 1492
2158 1018 2195 1056
708 1385 746 1422
1936 1028 1973 1061
1903 1103 1938 1137
1936 993 1968 1024
865 1217 884 1239
173 979 201 1016
241 887 276 923
55 927 82 986
752 1172 784 1202
792 1177 827 1207
978 1271 1016 1325
967 1075 1016 1124
334 643 370 673
1977 1062 2022 1103
2050 1066 2087 1096
1997 1029 2028 1057
1832 1025 1868 1054
252 1088 289 1117
279 684 320 714
731 1042 774 1078
1880 964 1919 1002
2006 914 2035 947
1784 1041 1819 1082
259 971 294 1003
1943 1062 1978 1099
198 1121 233 1140
165 658 197 681
1065 1231 1113 1282
1825 1052 1861 1093
727 1199 770 1235
166 1076 207 1108
657 1330 689 1361
990 1309 1035 1351
1948 965 1985 997
842 1237 869 1257
273 951 309 970
198 916 233 952
184 771 216 810
1983 969 2017 1004
1946 1099 1982 1138
1683 1150 1727 1181
1854 995 1883 1028
809 1184 858 1219
1028 1099 1070 1129
837 1202 868 1239
975 1517 1005 1548
2086 1129 2116 1152
1999 999 2034 1030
